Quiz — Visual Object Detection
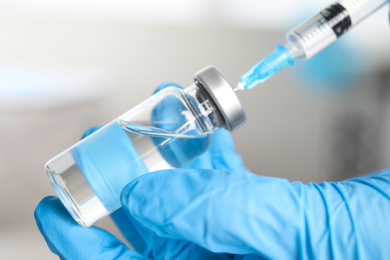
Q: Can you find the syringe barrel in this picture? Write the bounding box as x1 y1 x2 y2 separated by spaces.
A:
340 0 388 25
286 12 339 60
286 0 388 60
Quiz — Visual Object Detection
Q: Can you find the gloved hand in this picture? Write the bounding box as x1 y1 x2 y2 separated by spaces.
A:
35 84 390 259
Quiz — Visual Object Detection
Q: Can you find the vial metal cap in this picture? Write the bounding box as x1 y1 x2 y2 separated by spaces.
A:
194 66 246 132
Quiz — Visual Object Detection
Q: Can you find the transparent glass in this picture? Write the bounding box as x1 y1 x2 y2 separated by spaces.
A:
46 84 220 227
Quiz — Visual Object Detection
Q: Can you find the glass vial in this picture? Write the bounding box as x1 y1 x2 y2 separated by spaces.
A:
45 66 246 227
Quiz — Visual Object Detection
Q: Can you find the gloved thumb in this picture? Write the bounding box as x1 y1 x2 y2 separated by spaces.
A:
121 169 302 258
121 168 390 259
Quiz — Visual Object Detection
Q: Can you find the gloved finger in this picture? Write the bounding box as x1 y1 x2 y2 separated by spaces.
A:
34 196 149 260
122 169 390 259
111 208 233 260
185 129 247 172
122 169 275 256
81 126 102 139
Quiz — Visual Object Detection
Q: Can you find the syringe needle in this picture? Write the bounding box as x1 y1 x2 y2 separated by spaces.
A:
237 45 294 90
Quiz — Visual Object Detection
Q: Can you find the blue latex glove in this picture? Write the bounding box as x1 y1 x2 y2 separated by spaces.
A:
35 84 390 259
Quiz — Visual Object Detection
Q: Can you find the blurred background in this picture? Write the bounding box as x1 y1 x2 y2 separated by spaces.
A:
1 0 390 258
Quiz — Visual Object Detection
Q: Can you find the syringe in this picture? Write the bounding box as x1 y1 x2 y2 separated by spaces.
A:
237 0 389 90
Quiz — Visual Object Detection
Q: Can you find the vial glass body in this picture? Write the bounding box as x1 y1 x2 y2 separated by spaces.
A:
46 84 220 227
